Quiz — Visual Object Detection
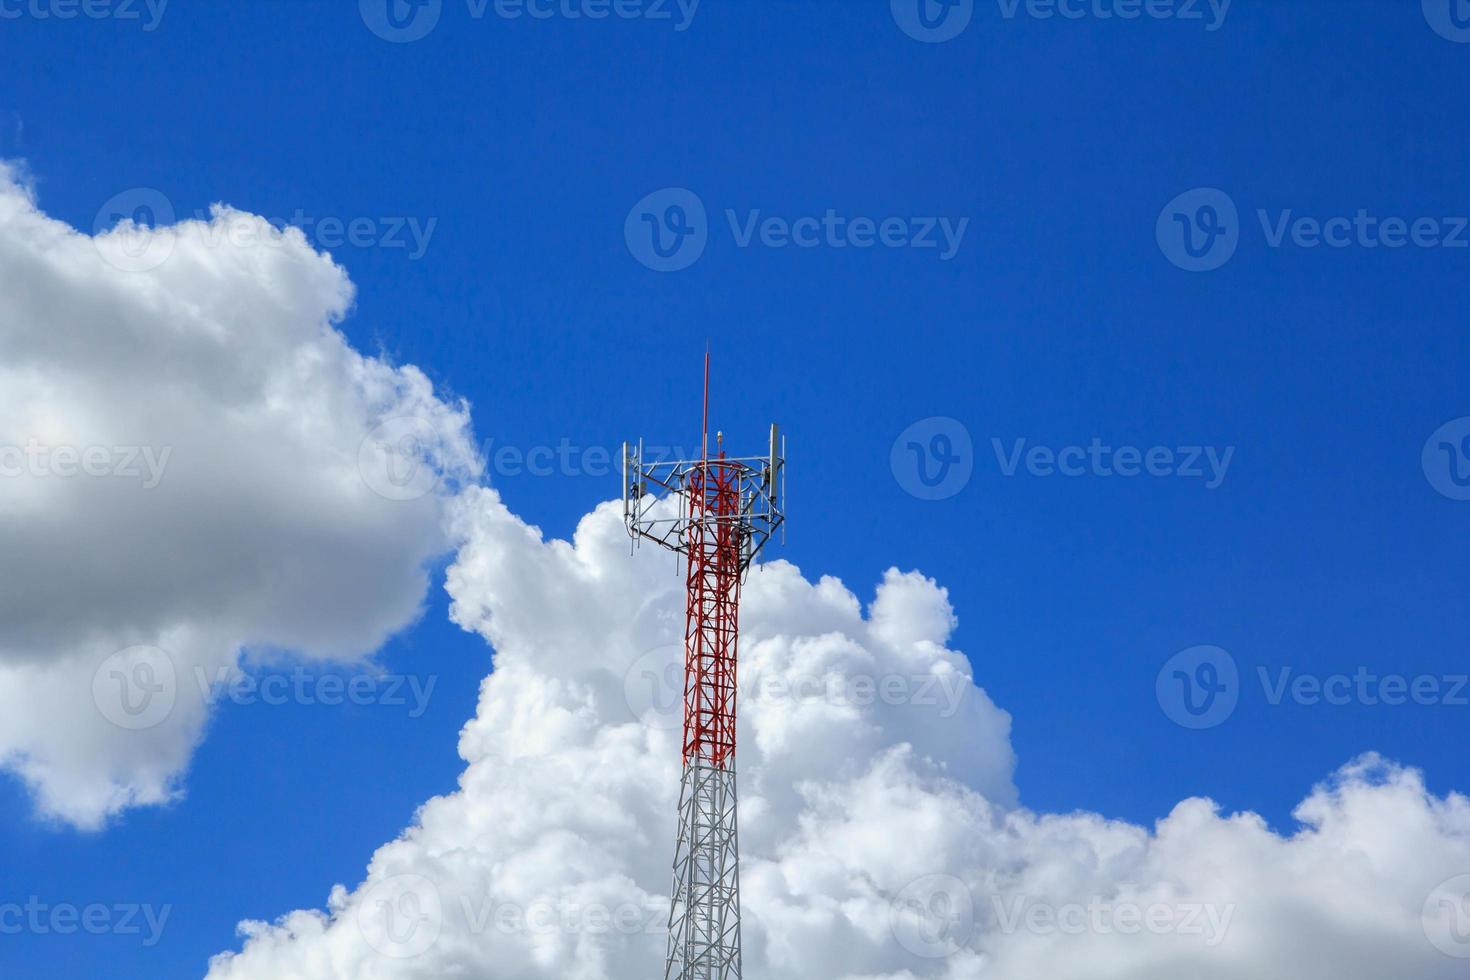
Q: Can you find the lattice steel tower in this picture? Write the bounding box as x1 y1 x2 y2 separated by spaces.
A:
623 355 785 980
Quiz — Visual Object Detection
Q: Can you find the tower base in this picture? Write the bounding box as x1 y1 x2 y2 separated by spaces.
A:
665 759 742 980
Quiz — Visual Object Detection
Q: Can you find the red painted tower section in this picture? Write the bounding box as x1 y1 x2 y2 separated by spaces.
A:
681 455 742 770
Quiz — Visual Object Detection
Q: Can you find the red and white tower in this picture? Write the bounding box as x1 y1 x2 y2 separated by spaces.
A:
623 356 785 980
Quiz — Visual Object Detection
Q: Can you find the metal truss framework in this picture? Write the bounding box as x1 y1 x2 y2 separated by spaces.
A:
666 760 741 978
622 446 784 576
623 358 785 980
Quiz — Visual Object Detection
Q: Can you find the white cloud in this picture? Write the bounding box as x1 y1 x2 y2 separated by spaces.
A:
206 489 1470 979
0 166 480 828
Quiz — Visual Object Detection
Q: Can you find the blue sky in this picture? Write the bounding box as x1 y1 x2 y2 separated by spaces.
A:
3 1 1470 976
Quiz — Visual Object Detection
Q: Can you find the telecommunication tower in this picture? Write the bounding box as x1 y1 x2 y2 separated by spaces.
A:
623 355 786 980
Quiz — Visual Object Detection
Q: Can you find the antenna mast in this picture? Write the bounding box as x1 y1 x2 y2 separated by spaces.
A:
622 357 785 980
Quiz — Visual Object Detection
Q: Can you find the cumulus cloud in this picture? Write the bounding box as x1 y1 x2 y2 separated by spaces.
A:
0 165 480 828
206 489 1470 979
